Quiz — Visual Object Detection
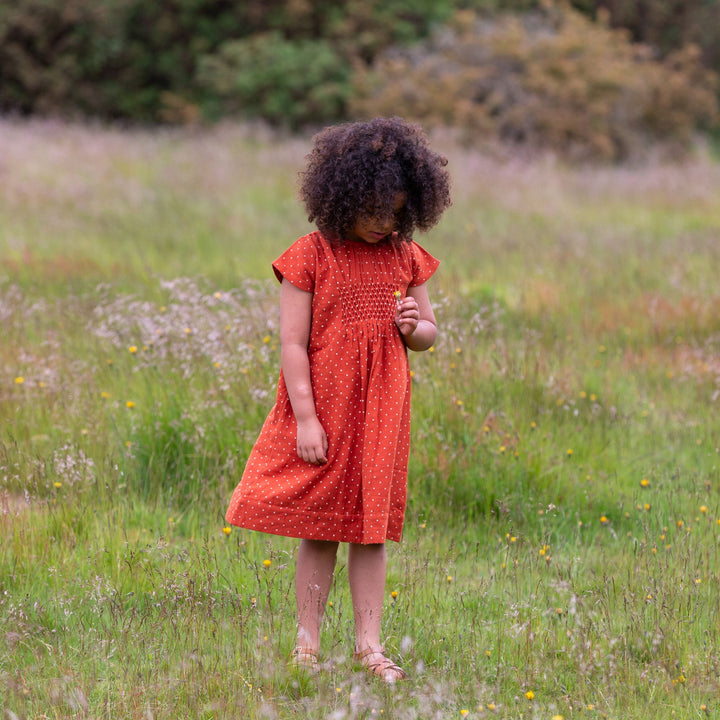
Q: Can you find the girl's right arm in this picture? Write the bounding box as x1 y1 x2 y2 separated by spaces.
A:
279 279 328 465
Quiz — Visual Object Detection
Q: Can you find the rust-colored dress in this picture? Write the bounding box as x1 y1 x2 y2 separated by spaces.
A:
225 231 439 544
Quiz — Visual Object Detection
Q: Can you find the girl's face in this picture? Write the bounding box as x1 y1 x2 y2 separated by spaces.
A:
347 192 406 244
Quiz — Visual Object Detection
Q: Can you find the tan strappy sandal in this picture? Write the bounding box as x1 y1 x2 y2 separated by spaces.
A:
291 646 320 672
353 647 408 683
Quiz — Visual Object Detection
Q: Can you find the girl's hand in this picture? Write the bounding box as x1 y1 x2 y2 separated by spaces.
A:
296 417 328 465
394 296 420 337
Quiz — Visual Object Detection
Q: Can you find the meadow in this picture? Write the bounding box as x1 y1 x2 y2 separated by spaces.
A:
2 118 720 719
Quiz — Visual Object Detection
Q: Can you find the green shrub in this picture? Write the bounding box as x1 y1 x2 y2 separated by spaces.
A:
195 33 351 128
351 4 719 161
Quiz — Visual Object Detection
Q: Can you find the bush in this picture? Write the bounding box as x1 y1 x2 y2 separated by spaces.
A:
195 33 351 128
350 4 719 161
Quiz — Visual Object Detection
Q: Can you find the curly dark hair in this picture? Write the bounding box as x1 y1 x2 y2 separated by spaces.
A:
299 117 451 242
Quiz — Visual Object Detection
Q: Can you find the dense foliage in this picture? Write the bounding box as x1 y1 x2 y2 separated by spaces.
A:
352 5 719 161
0 0 718 159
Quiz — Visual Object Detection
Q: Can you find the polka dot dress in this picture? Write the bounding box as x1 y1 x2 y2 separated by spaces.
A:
225 231 439 544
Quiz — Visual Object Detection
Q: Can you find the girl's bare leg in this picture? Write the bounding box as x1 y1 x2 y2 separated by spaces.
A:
348 542 407 681
295 539 339 653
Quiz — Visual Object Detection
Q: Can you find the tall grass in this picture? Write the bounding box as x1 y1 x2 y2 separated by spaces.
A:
2 119 720 718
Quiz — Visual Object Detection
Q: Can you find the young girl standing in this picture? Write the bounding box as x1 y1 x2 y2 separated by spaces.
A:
225 117 451 682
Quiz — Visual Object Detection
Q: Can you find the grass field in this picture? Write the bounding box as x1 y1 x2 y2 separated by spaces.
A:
2 119 720 719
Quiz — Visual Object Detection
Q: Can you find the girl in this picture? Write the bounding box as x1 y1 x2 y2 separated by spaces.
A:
225 117 451 683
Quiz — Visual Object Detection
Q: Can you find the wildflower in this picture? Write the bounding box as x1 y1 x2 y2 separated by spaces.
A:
640 478 649 488
524 690 534 700
455 347 462 354
567 449 573 457
129 345 137 354
391 590 398 599
487 704 496 711
579 391 587 398
590 394 597 402
485 650 491 657
263 559 272 568
461 711 469 717
446 575 453 583
101 391 111 399
677 520 684 528
394 290 402 309
530 421 536 430
222 526 231 535
53 481 62 489
600 516 608 525
552 716 564 720
262 335 270 343
14 376 24 384
499 445 506 453
700 505 707 514
126 401 135 409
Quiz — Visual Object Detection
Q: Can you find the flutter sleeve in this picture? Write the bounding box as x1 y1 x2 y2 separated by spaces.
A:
272 233 318 292
408 241 440 286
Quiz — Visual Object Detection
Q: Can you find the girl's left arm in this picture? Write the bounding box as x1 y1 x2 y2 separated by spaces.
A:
395 283 437 352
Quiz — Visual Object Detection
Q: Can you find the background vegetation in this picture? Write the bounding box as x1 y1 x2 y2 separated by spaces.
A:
0 0 718 160
2 120 720 718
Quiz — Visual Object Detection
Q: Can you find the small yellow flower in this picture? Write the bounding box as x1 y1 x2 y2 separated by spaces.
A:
579 391 587 398
530 421 536 429
567 449 573 457
185 327 192 334
263 559 272 568
552 715 564 720
499 445 506 453
446 575 453 583
487 704 496 711
700 505 707 514
590 393 597 402
600 515 608 524
53 481 62 489
524 690 534 700
222 526 231 535
129 345 137 354
640 478 650 488
677 520 684 528
391 590 398 599
461 711 469 717
262 335 270 343
126 400 135 409
14 376 24 384
455 347 462 354
101 391 111 399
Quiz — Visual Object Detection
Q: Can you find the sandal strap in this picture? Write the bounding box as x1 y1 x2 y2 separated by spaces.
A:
353 647 408 681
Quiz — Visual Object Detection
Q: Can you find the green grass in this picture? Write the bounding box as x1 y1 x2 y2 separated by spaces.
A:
2 119 720 718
